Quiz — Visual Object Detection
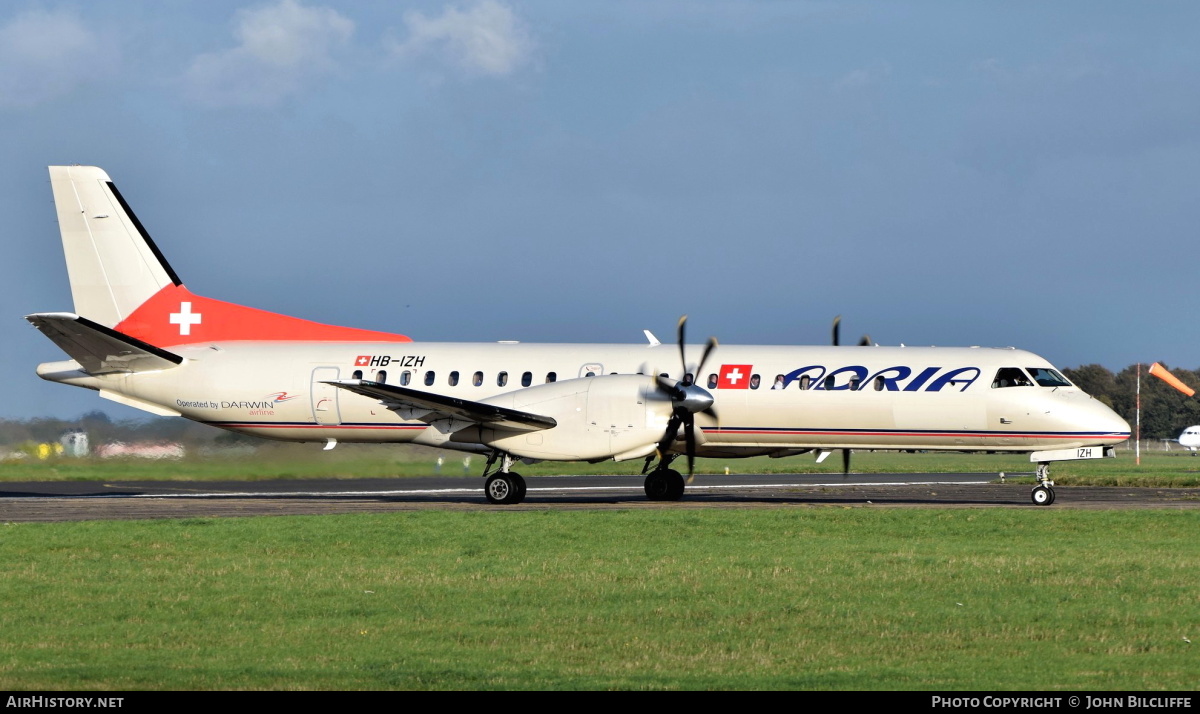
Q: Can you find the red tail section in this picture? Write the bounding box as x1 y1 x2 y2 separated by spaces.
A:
114 284 412 347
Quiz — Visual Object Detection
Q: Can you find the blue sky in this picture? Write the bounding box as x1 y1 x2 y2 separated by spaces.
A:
2 1 1197 419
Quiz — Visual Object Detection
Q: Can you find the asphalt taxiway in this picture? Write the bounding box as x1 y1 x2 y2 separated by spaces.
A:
1 472 1197 522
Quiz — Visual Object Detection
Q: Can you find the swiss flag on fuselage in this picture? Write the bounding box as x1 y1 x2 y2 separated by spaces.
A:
718 364 753 389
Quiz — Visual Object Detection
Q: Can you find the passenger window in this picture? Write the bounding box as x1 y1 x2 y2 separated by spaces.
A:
991 368 1033 388
707 373 718 389
497 371 508 387
546 372 557 383
521 371 532 387
874 376 885 392
849 376 860 391
799 375 811 390
772 374 785 390
448 371 459 387
400 370 411 386
683 373 694 386
750 374 761 390
473 371 483 387
352 370 363 380
377 370 387 384
824 375 835 390
424 371 435 386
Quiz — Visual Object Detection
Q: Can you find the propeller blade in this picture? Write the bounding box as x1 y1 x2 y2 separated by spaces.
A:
657 412 682 456
832 315 841 347
655 374 684 401
676 315 687 377
695 336 719 378
684 415 696 482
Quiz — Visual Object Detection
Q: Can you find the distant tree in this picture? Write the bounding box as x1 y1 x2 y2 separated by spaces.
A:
1062 364 1116 408
80 410 111 424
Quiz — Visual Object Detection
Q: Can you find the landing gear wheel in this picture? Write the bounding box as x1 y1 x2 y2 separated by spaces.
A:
1031 485 1055 506
485 473 525 505
511 472 527 503
1032 461 1055 506
644 469 685 501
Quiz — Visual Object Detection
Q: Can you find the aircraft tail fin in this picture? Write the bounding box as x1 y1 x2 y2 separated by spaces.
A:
47 166 412 347
49 166 179 329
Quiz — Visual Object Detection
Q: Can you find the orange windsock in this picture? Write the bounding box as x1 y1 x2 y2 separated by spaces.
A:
1148 362 1196 397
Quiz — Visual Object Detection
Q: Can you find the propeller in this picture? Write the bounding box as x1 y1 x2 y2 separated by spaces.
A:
832 315 871 347
831 315 869 474
644 315 719 481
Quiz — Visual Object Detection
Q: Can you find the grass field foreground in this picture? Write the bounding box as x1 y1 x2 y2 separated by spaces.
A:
1 509 1197 690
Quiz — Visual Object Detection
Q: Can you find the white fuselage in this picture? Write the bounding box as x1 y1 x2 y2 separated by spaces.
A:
40 340 1131 460
1179 426 1200 452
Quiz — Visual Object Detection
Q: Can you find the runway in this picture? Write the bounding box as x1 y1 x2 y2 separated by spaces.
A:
1 472 1197 522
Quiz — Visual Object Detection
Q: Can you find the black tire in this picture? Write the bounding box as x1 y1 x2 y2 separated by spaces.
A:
1031 486 1053 506
510 472 527 504
485 474 515 504
645 469 685 501
662 469 685 501
644 471 669 500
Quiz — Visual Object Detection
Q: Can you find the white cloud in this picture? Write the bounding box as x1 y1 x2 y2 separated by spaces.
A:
0 9 114 108
834 63 892 91
387 0 533 77
184 0 353 107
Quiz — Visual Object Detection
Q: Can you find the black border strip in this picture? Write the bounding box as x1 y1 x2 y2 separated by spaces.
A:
105 181 183 286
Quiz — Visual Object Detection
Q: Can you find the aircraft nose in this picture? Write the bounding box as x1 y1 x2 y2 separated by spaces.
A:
1084 398 1131 443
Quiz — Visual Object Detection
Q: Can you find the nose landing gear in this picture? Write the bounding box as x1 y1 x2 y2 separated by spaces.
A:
1031 462 1055 506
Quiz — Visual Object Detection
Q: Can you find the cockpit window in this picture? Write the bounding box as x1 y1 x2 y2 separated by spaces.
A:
991 367 1033 388
1026 368 1072 388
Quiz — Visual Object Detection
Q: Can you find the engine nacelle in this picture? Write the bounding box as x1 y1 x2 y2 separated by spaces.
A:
457 374 674 461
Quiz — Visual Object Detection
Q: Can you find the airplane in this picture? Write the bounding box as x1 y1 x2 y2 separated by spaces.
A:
27 166 1131 506
1179 426 1200 454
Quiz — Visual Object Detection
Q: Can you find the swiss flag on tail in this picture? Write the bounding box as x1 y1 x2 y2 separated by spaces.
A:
113 284 412 347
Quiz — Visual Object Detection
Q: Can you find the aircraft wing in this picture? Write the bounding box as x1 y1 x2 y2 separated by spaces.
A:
26 312 183 375
325 379 557 431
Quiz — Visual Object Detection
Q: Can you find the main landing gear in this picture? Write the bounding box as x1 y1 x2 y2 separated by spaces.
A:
644 468 685 501
642 453 686 501
482 452 527 505
1031 462 1055 506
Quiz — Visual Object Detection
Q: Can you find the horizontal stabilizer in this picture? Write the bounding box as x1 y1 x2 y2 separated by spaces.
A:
26 312 183 375
326 379 557 432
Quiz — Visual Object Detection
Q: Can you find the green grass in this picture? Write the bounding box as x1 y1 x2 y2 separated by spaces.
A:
0 509 1196 690
3 445 1199 487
